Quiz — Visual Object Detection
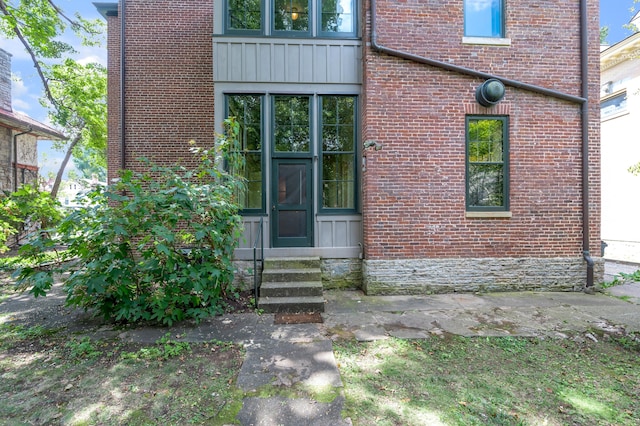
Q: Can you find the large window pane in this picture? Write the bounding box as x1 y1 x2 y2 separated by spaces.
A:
321 96 356 210
320 0 355 34
274 0 310 32
466 117 508 210
274 96 310 152
464 0 503 37
227 0 262 31
227 95 263 211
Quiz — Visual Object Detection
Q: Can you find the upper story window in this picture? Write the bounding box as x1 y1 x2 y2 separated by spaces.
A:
225 0 357 37
464 0 504 38
601 91 628 120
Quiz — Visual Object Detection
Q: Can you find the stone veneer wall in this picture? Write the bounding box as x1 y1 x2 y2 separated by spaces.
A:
362 257 605 295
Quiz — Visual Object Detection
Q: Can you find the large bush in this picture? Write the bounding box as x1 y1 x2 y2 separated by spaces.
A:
14 120 245 325
0 185 63 253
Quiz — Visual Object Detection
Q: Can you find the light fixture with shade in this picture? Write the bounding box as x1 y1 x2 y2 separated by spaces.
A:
291 7 299 20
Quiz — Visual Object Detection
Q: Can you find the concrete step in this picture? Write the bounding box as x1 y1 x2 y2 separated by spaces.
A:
261 268 322 283
260 281 323 298
258 296 325 313
264 257 321 270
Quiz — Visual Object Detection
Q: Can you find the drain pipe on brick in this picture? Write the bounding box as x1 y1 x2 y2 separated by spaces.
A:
369 0 595 288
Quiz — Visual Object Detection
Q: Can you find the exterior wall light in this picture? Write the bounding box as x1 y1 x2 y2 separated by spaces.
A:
476 78 506 107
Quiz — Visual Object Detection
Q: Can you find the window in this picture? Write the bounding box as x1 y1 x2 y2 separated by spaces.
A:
464 0 504 38
601 91 627 120
226 0 262 33
320 95 356 211
227 94 264 212
225 0 357 37
466 116 509 211
273 96 311 153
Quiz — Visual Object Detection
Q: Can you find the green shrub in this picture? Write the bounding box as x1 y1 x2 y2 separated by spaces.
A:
0 185 63 253
14 119 245 326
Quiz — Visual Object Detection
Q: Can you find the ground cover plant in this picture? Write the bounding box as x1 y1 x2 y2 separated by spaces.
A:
0 322 244 425
334 335 640 426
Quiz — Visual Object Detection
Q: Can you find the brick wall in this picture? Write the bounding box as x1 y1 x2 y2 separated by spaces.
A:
107 0 215 182
361 0 601 262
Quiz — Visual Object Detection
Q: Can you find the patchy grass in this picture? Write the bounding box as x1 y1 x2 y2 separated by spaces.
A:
334 336 640 426
0 325 244 425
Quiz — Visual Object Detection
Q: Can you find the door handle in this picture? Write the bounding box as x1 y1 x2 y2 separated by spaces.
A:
272 205 276 211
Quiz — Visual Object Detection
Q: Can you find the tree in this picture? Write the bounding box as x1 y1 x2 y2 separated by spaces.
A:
0 0 106 198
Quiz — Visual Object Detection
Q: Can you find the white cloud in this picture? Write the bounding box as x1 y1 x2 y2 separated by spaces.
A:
467 0 495 12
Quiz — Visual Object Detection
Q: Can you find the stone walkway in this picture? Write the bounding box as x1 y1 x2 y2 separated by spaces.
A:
2 268 640 425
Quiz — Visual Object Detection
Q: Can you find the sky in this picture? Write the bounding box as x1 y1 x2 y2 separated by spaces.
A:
0 1 638 182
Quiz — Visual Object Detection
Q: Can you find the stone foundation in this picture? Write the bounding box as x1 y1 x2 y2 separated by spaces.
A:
320 258 363 290
362 257 605 295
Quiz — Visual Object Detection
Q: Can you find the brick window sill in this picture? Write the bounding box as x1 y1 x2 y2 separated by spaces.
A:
466 211 512 219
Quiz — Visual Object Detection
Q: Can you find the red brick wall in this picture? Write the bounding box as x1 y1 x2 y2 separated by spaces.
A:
106 0 215 182
361 0 600 260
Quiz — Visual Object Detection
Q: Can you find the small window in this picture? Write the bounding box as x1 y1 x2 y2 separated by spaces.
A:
227 94 265 212
319 0 356 36
601 92 627 120
226 0 263 33
464 0 504 38
273 0 311 34
466 116 509 211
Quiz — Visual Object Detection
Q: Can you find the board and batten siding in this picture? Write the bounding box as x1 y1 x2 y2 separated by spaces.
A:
213 38 362 84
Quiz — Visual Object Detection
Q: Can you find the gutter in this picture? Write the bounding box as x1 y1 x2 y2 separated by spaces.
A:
13 127 33 192
120 0 126 171
369 0 594 288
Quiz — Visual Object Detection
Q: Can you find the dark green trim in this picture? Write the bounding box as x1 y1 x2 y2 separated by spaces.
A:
318 95 359 214
272 0 312 37
465 115 509 212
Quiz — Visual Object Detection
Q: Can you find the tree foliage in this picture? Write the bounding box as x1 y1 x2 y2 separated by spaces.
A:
0 185 63 253
0 0 107 198
14 120 246 326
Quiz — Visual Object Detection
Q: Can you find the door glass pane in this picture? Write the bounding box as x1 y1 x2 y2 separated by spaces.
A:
278 164 307 205
274 96 310 152
278 211 306 237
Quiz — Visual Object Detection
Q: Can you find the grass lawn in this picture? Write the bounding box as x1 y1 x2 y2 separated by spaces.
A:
334 335 640 426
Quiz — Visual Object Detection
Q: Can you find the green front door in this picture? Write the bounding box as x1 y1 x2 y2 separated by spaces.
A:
271 159 313 247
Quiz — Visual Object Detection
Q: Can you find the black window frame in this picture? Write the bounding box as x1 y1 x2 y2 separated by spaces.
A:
465 115 509 212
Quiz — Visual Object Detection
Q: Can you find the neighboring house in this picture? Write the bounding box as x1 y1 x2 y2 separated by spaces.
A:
40 176 105 209
0 48 66 193
95 0 603 293
600 14 640 264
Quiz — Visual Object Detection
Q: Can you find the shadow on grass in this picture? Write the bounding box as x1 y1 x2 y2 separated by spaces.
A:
334 335 640 426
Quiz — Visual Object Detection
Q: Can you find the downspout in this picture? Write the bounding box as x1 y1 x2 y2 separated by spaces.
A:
369 0 594 288
13 127 32 192
580 0 594 288
120 0 126 171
